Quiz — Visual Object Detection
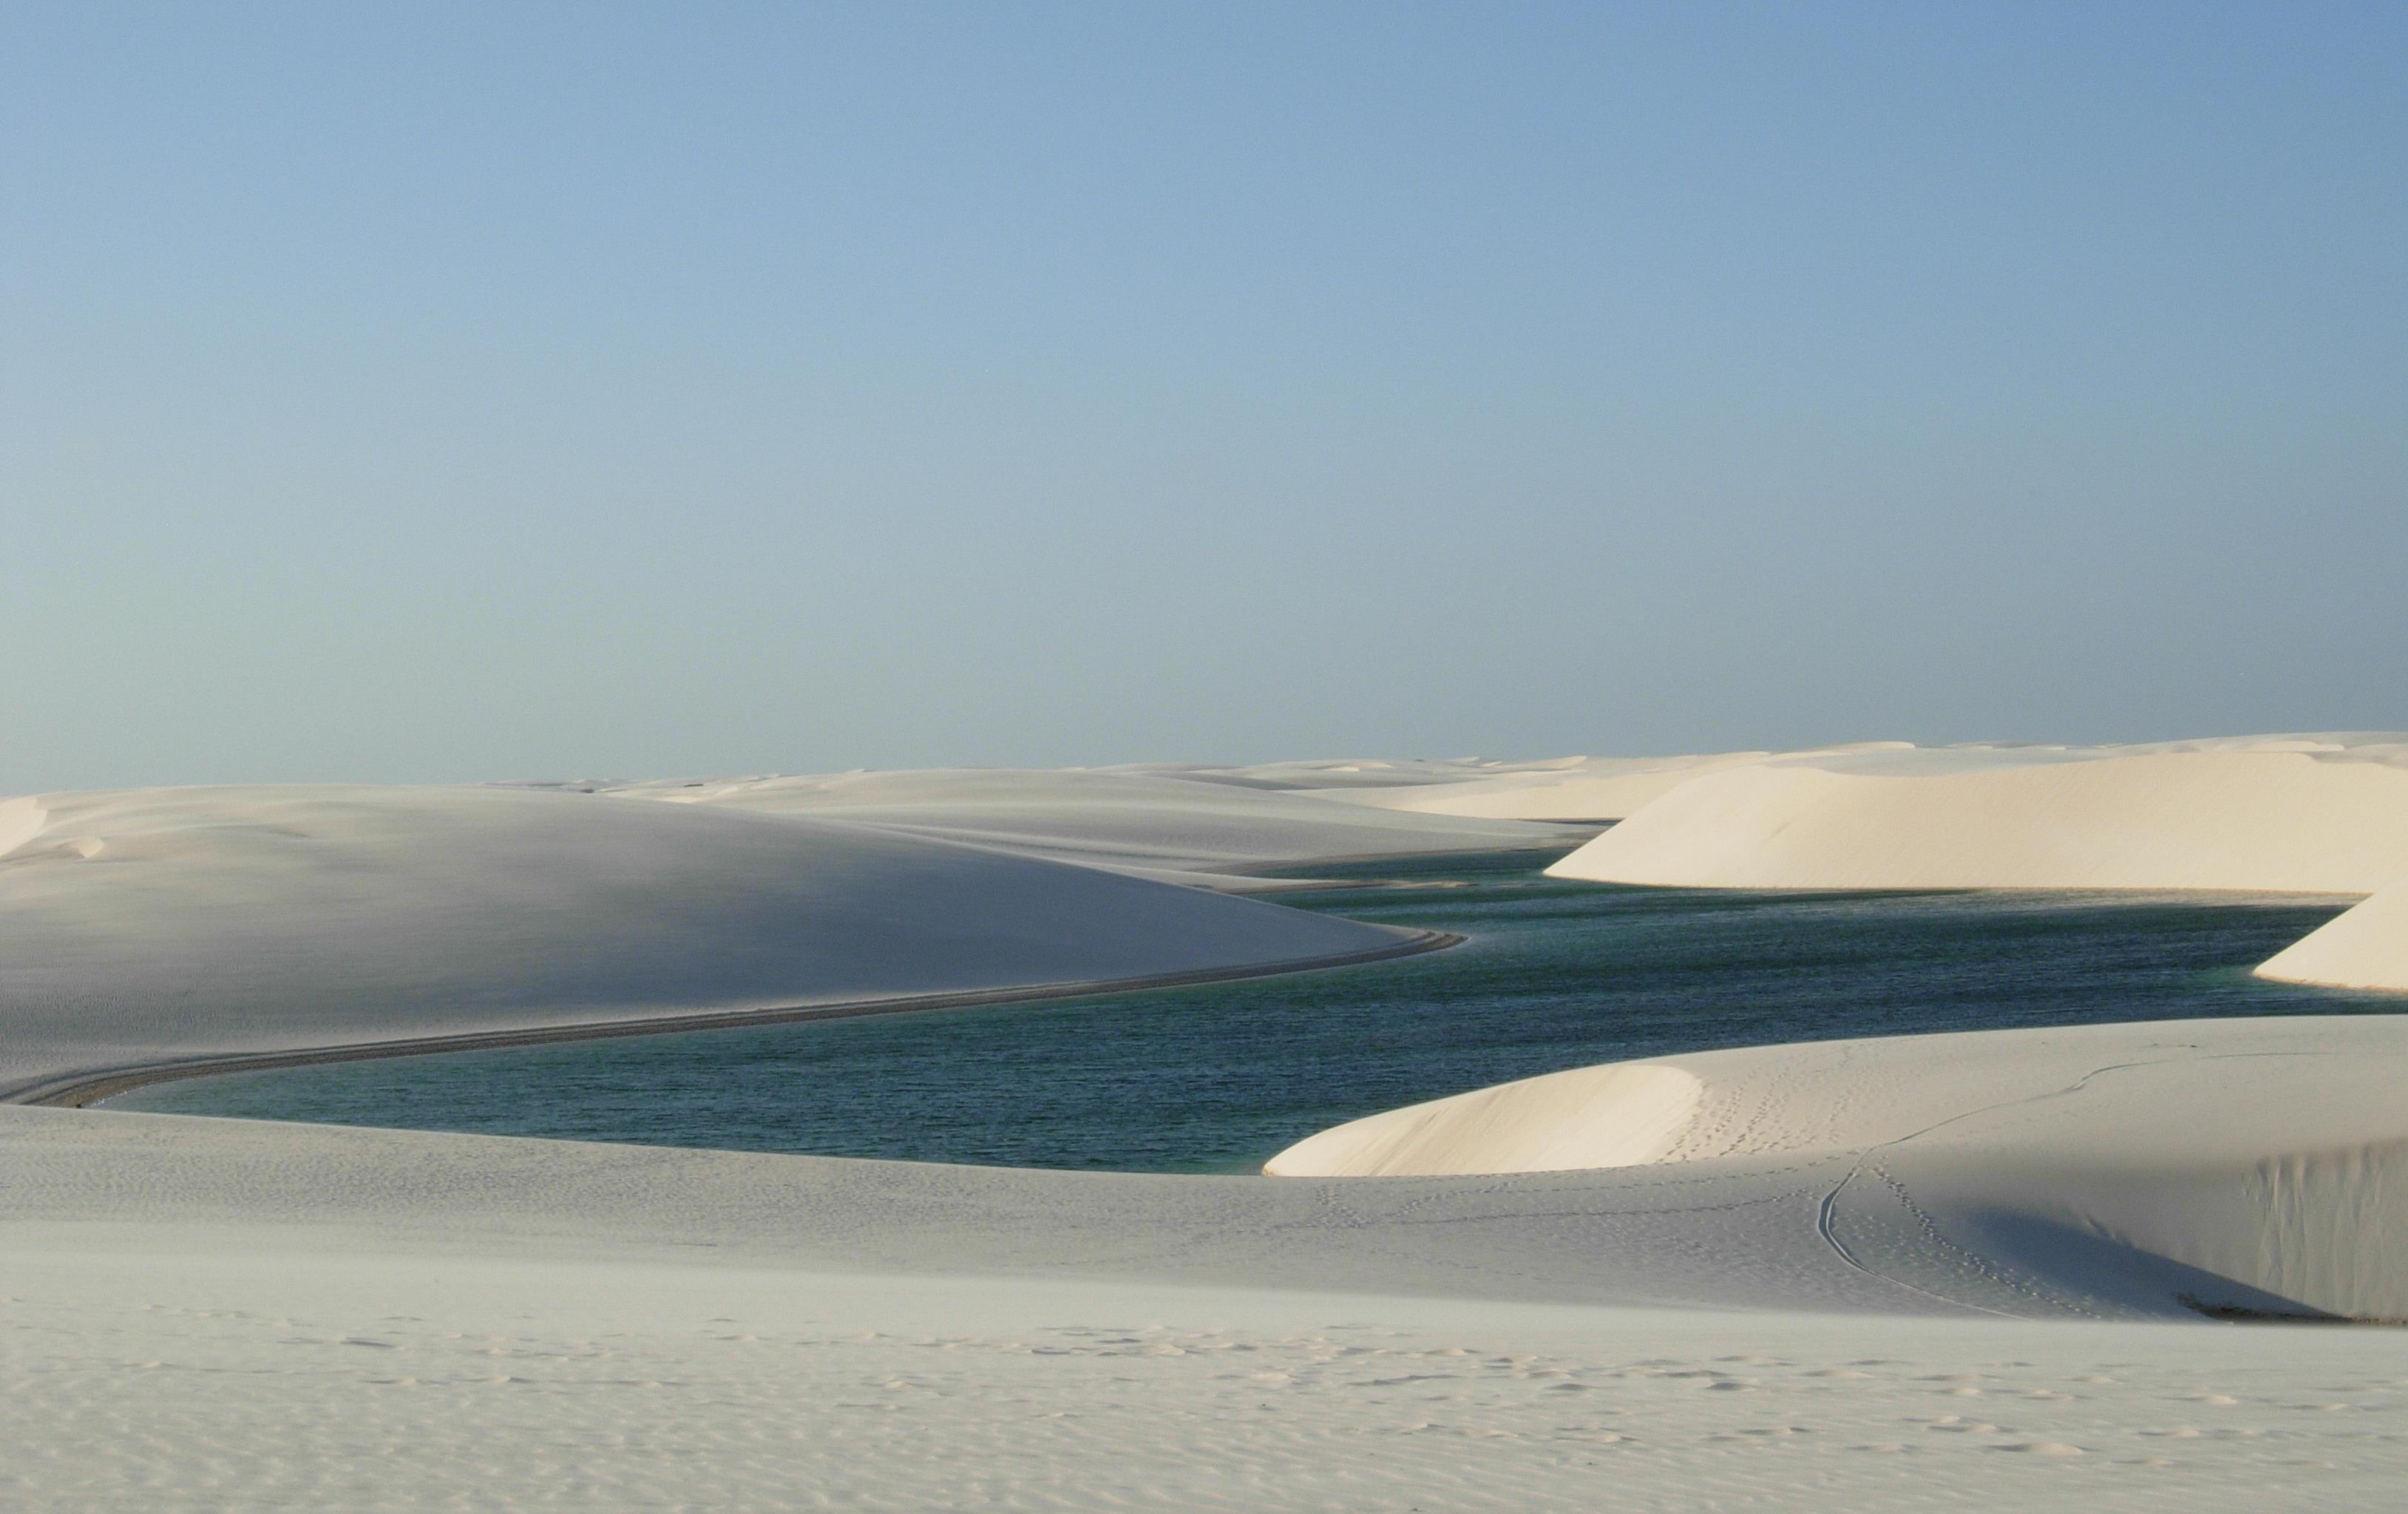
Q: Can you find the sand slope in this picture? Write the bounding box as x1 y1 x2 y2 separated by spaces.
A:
1271 1017 2408 1322
1550 738 2408 892
2256 872 2408 990
0 784 1420 1098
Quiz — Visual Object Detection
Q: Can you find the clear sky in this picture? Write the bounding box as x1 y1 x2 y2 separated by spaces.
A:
4 2 2401 789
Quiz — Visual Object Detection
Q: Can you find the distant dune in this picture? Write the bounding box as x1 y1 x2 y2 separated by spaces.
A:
1549 735 2408 892
587 765 1576 888
0 784 1431 1099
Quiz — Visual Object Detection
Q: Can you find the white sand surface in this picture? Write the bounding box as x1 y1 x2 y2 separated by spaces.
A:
2256 872 2408 990
591 766 1578 888
1550 735 2408 892
10 1012 2408 1507
0 783 1430 1099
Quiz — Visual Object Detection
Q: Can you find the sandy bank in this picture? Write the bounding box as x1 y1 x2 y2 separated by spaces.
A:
0 784 1428 1098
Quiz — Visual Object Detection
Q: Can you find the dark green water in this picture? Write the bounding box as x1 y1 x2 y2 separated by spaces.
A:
115 851 2384 1172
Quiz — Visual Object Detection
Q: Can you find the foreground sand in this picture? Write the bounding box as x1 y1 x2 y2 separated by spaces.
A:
14 1224 2407 1510
11 1009 2408 1510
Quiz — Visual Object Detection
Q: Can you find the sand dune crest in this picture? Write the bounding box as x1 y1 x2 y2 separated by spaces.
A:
1264 1062 1703 1176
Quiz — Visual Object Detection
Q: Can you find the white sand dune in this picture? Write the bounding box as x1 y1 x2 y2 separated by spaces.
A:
1550 735 2408 892
0 784 1427 1099
591 766 1577 888
1267 1016 2408 1323
2256 872 2408 990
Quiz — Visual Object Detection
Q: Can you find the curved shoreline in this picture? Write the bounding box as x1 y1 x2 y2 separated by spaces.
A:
10 929 1464 1111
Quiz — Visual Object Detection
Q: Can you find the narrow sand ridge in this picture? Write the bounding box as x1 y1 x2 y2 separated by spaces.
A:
1551 737 2408 892
2256 872 2408 990
589 766 1580 888
0 784 1436 1099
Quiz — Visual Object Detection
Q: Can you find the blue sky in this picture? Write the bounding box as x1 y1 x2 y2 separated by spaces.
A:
4 2 2401 787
